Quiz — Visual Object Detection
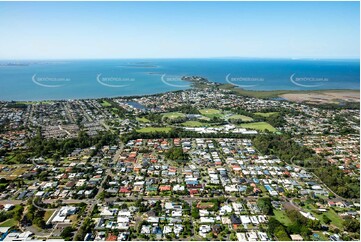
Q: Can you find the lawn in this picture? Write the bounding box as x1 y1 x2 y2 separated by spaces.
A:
43 210 55 223
198 201 216 208
162 112 186 120
228 114 253 122
254 112 279 117
273 210 292 226
182 121 205 127
68 214 78 226
136 127 172 133
302 202 344 229
313 209 344 229
0 218 17 227
136 117 151 123
239 122 276 132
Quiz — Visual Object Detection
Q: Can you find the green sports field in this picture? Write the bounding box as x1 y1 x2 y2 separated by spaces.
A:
239 122 276 132
136 127 172 133
228 114 253 122
162 112 186 119
199 109 223 118
254 112 279 117
181 121 205 127
136 117 151 123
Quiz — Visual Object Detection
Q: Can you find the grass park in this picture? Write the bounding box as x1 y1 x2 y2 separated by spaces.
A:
100 100 112 107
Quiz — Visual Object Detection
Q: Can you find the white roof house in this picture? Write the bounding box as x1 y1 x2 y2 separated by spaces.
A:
240 215 251 224
163 226 173 234
50 206 77 224
246 231 258 241
171 210 182 217
147 216 159 223
236 233 246 241
117 216 130 223
200 217 215 223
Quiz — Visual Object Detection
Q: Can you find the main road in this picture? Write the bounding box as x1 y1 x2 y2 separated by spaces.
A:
72 141 124 240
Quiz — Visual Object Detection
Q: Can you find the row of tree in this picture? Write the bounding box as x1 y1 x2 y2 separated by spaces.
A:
253 134 360 198
121 129 256 143
28 129 118 159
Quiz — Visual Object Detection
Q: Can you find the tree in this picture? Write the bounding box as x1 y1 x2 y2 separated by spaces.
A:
74 218 93 240
61 226 75 240
13 206 24 222
191 204 200 219
268 217 282 234
343 217 360 233
97 191 105 201
275 226 291 241
33 217 46 228
323 214 331 224
165 147 189 162
257 197 273 215
268 217 291 241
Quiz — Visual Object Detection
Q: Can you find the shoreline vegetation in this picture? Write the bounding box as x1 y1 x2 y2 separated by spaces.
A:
217 83 359 99
7 75 360 103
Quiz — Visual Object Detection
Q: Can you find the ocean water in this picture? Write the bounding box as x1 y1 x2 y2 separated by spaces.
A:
0 59 359 101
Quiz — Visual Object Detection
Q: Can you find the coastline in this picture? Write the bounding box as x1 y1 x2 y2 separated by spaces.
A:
2 77 360 103
1 59 359 102
218 83 360 99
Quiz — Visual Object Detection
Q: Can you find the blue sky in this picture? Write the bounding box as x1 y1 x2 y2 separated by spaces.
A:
0 1 359 59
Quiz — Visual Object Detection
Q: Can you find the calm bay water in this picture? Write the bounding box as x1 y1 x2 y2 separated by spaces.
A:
0 59 359 101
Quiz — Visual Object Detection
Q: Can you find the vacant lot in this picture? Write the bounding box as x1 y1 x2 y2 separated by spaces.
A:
0 165 32 180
